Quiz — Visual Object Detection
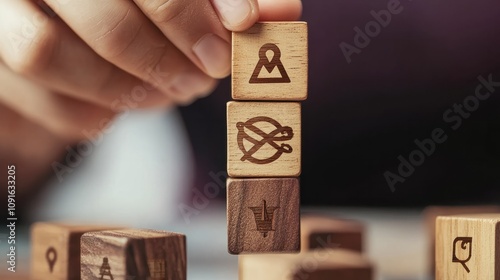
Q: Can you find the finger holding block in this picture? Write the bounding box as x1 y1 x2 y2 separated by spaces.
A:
436 214 500 280
227 101 301 177
232 22 308 101
30 222 120 280
239 249 373 280
227 178 300 254
301 214 364 252
81 229 186 280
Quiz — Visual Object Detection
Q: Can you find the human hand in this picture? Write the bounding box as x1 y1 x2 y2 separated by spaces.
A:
0 0 302 195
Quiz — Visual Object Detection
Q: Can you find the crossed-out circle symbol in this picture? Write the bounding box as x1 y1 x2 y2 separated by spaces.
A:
236 116 293 164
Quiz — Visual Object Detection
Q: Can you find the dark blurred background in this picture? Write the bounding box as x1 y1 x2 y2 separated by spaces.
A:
179 0 500 208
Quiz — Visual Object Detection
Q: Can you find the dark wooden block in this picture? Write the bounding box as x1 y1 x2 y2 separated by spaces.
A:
227 178 300 254
301 214 364 252
81 229 186 280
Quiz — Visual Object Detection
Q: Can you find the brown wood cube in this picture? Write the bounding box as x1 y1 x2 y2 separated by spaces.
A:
423 205 500 275
227 101 301 177
239 249 373 280
232 22 308 101
80 229 186 280
227 178 300 254
30 222 119 280
436 214 500 280
301 214 364 252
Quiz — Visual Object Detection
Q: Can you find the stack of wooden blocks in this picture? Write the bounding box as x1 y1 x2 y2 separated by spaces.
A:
226 21 307 255
29 222 186 280
227 22 375 280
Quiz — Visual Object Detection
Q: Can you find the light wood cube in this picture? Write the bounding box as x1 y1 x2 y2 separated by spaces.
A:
227 101 301 177
81 229 186 280
301 214 364 252
30 222 119 280
232 22 308 101
424 205 500 275
227 178 300 254
239 249 373 280
436 214 500 280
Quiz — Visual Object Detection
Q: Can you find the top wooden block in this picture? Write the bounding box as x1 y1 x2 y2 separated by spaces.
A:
232 22 308 101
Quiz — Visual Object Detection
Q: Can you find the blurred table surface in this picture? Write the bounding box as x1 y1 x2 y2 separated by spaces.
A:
1 204 433 280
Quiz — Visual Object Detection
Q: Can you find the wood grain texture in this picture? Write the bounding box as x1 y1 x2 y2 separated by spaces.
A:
435 214 500 280
227 101 301 177
423 205 500 276
30 222 120 280
239 248 373 280
232 21 308 101
227 178 300 254
81 229 186 280
301 214 364 252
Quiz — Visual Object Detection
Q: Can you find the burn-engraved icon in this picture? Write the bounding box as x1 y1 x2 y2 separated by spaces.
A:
452 237 472 273
237 116 293 164
249 200 279 237
99 257 114 280
45 247 57 273
249 43 290 84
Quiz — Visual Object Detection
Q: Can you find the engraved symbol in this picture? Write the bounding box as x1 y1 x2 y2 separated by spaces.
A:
249 200 279 237
452 237 472 273
99 257 114 280
237 116 293 164
148 259 166 278
249 43 290 84
45 247 57 273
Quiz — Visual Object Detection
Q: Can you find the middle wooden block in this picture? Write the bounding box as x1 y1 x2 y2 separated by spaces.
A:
227 101 301 177
227 178 300 254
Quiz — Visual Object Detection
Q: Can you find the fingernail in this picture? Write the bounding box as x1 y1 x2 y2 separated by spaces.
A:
193 34 231 78
212 0 253 27
172 70 217 97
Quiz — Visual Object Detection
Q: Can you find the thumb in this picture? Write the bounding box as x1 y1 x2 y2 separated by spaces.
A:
211 0 260 32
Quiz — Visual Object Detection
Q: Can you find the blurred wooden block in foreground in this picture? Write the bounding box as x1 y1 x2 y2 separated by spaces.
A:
239 249 373 280
81 229 186 280
301 214 364 252
30 222 120 280
435 214 500 280
423 205 500 275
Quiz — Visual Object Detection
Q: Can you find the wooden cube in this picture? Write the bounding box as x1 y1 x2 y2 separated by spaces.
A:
81 229 186 280
227 178 300 254
423 205 500 275
301 214 364 252
30 222 119 280
436 214 500 280
227 101 301 177
239 249 373 280
232 22 308 101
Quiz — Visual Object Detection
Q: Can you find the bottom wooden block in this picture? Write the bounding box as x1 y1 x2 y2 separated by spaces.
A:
436 214 500 280
30 222 120 280
239 249 373 280
81 229 186 280
423 205 500 275
227 178 300 254
301 214 364 252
